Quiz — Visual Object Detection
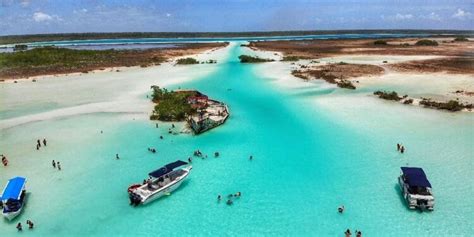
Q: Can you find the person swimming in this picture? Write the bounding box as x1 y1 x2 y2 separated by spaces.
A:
226 199 233 205
217 195 221 201
26 220 34 229
344 229 351 237
338 205 345 213
16 222 22 231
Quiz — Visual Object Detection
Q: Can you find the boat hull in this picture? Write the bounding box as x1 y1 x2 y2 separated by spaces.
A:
2 208 21 221
142 177 186 204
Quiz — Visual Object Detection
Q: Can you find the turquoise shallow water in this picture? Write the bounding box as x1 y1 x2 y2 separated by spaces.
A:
1 42 473 236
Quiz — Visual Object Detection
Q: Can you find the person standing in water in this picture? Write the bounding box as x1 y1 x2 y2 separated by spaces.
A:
57 162 61 171
397 143 400 151
400 146 405 154
52 160 56 169
43 138 47 146
116 154 120 160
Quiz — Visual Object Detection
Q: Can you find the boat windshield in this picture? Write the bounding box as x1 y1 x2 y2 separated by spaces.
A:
408 186 431 196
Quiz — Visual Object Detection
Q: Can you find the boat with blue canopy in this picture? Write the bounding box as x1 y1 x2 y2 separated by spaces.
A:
129 160 192 206
398 167 434 211
1 176 27 220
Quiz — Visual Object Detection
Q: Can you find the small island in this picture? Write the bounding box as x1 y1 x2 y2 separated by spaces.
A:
150 86 229 134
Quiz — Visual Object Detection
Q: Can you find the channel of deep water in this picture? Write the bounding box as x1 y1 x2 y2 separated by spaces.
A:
0 42 473 236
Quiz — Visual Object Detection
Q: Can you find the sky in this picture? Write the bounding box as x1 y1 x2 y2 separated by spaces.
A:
0 0 473 36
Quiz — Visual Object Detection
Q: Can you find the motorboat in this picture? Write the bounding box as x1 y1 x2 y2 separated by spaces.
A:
129 160 191 206
398 167 434 211
1 177 27 220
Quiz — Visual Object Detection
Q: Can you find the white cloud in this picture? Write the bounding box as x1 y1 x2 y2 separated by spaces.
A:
452 9 472 19
32 12 62 22
73 8 88 14
20 0 30 7
421 12 442 21
166 13 172 17
395 13 413 20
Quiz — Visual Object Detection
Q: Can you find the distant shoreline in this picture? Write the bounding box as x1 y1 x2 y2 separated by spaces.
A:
1 29 473 44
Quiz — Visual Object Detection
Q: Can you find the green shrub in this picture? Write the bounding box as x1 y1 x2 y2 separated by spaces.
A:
374 91 402 101
238 55 274 63
176 57 199 65
373 40 388 45
454 36 469 42
150 86 198 121
415 39 438 46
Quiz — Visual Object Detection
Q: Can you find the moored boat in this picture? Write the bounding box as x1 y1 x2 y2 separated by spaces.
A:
129 160 191 206
1 177 27 220
398 167 434 211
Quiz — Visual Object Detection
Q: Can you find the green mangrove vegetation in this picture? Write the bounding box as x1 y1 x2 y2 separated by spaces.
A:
373 91 403 101
419 98 472 112
373 40 388 45
150 86 198 121
454 36 469 42
336 80 356 90
176 57 199 65
281 56 309 61
415 39 439 46
238 55 274 63
0 46 165 79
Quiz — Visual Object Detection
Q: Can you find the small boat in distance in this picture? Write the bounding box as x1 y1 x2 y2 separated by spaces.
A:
129 160 192 206
398 167 434 211
1 176 27 220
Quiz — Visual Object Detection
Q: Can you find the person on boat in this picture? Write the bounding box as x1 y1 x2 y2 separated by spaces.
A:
116 154 120 160
52 160 56 169
57 162 61 171
344 229 351 237
338 205 345 213
43 138 47 146
16 223 22 231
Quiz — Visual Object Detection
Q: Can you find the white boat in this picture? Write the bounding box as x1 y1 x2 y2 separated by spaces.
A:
1 177 27 220
398 167 434 211
129 160 191 206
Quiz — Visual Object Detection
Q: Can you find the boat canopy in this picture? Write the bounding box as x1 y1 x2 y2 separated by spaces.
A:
1 177 26 202
149 160 188 178
401 167 432 188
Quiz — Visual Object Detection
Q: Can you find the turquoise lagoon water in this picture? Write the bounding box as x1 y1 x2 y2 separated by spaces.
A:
0 42 473 236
